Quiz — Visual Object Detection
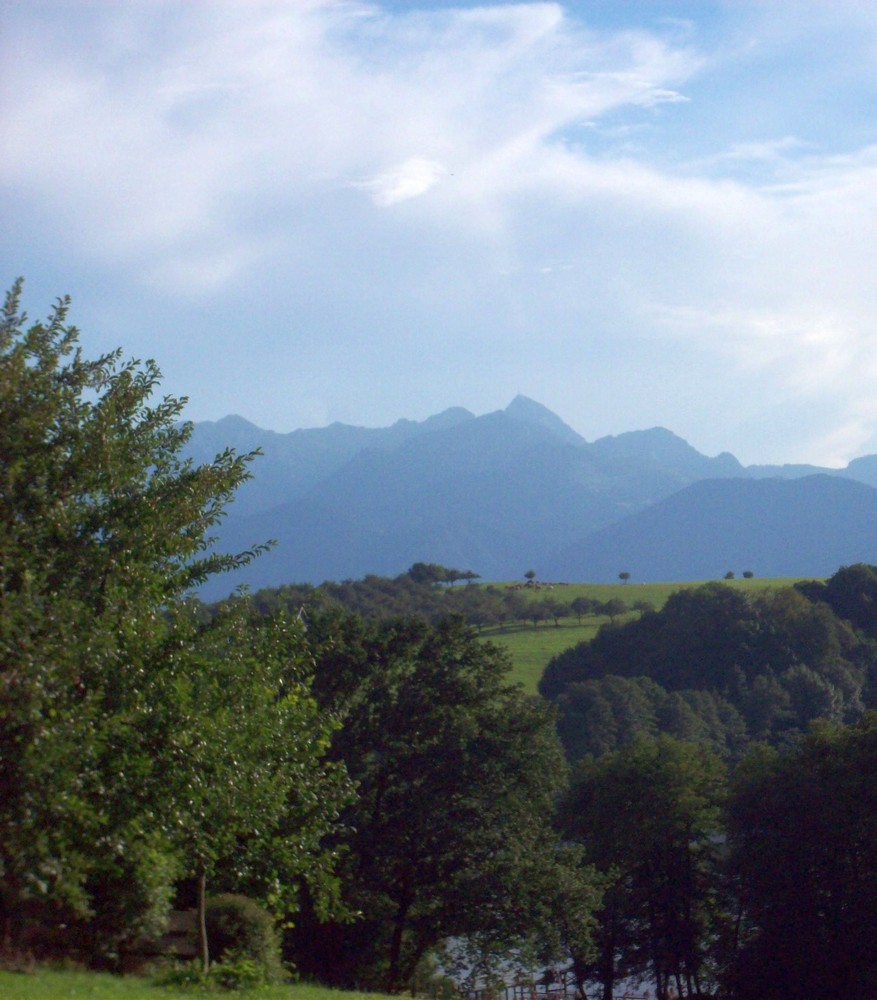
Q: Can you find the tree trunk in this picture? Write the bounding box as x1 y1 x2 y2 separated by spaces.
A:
385 896 410 993
197 868 209 974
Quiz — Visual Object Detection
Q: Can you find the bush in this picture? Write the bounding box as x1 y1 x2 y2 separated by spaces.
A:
158 952 275 991
206 895 285 984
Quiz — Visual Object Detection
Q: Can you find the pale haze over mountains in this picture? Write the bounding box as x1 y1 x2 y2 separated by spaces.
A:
190 397 877 600
7 2 877 469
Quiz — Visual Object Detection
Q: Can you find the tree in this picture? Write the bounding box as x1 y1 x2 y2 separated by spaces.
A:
407 561 450 585
571 596 594 624
821 562 877 637
547 599 571 627
0 282 348 962
618 571 631 584
530 602 548 628
599 597 627 623
524 569 537 583
725 714 877 998
150 602 350 972
290 614 593 992
561 737 727 1000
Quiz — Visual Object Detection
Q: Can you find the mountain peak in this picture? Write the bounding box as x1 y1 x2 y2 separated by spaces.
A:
503 395 584 445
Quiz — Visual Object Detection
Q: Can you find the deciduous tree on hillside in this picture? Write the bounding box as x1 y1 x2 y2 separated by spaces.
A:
725 714 877 998
290 613 599 993
0 282 348 964
561 737 727 1000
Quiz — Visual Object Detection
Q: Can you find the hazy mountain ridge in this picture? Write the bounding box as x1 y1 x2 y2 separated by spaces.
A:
544 475 877 582
189 397 877 598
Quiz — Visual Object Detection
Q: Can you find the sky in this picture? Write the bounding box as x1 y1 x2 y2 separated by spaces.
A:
4 1 877 466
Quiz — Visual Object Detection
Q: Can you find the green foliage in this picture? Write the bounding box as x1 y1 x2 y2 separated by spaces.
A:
542 582 870 758
204 895 285 985
158 953 279 991
725 714 877 998
288 614 596 993
249 576 796 694
0 283 348 965
72 834 182 963
556 676 749 763
818 562 877 637
561 736 727 1000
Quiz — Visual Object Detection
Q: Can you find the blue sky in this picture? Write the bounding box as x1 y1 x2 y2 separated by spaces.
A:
4 1 877 466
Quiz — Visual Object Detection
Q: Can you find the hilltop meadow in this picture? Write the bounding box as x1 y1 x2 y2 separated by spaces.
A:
480 578 804 690
248 571 807 692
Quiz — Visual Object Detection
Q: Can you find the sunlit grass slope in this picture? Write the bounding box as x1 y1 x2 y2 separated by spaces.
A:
485 578 807 692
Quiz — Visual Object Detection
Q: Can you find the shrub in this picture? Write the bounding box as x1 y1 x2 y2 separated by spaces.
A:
206 894 285 984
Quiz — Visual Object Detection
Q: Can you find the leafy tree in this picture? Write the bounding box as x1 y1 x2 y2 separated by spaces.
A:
530 602 548 628
601 597 627 622
555 676 747 764
524 569 537 582
152 603 350 971
618 571 631 584
0 282 347 962
821 562 877 637
290 614 592 992
571 596 595 624
561 737 727 1000
407 561 451 585
547 599 571 627
555 676 661 761
725 714 877 998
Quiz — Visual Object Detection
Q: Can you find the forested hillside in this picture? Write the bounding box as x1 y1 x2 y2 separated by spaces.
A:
4 286 877 1000
540 568 877 760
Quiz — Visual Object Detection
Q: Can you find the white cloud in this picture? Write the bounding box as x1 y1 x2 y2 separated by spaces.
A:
4 2 877 463
354 157 448 206
0 1 702 276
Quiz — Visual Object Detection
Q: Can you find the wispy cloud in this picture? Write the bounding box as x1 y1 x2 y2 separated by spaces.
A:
4 2 877 464
354 157 449 206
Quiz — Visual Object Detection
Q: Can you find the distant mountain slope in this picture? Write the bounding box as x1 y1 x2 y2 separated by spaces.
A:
186 406 476 516
190 397 877 597
543 475 877 583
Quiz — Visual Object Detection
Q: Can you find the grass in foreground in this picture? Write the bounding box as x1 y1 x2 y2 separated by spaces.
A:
0 968 395 1000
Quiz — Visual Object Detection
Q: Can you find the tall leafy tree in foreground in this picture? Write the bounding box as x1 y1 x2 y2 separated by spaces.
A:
0 281 347 963
290 612 599 993
725 714 877 998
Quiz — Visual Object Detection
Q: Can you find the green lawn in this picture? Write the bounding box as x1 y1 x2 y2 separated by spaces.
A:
484 578 808 691
0 969 396 1000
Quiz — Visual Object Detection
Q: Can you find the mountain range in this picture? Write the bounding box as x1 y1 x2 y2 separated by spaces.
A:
186 396 877 599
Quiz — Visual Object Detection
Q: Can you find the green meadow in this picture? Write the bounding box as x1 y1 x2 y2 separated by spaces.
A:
0 969 397 1000
484 578 807 691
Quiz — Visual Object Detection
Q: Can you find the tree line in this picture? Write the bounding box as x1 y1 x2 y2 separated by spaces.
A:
245 570 636 632
3 283 876 998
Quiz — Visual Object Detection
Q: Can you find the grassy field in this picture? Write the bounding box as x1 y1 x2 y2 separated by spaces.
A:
0 968 396 1000
483 578 806 691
